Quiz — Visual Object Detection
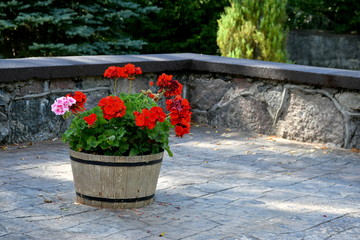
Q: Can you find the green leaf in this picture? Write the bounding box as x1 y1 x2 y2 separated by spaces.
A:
117 143 129 154
164 145 173 157
86 136 98 148
129 148 140 156
108 135 116 141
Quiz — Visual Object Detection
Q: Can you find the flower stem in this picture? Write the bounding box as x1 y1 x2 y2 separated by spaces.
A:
114 78 118 96
128 79 133 93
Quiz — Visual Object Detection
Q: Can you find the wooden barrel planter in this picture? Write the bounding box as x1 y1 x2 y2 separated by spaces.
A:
69 149 163 209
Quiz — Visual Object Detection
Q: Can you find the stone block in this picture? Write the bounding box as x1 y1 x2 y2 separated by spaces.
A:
0 90 10 106
0 111 6 122
50 78 76 90
8 89 113 144
81 76 110 89
18 80 43 95
257 84 284 118
348 119 360 149
83 90 110 109
113 76 149 95
9 97 70 143
191 110 209 124
0 122 9 143
188 76 231 111
335 92 360 112
0 91 10 144
276 89 344 146
209 85 273 134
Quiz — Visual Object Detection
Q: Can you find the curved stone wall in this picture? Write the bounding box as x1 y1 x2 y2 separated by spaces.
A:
287 30 360 70
0 53 359 148
186 73 360 148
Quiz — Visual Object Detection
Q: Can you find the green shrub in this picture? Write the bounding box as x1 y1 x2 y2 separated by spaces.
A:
217 0 288 62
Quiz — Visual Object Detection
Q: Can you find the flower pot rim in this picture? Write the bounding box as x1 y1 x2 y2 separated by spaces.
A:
69 149 164 163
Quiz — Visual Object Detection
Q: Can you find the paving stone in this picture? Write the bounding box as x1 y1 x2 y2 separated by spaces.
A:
36 210 104 230
65 222 121 236
0 233 37 240
103 229 153 240
326 227 360 240
0 125 359 239
26 228 74 239
0 217 43 236
96 216 149 230
143 224 199 239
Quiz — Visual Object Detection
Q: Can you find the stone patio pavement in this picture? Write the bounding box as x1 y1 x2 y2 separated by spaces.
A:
0 125 359 240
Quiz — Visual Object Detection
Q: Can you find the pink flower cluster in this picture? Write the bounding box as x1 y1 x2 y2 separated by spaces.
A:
51 96 76 115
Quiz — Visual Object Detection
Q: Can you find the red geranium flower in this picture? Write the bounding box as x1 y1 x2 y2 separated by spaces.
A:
166 95 192 137
122 63 142 80
83 113 97 126
134 106 166 130
175 124 190 137
66 91 87 113
98 96 126 120
156 73 183 98
104 66 128 79
123 63 142 75
166 95 190 113
151 106 166 122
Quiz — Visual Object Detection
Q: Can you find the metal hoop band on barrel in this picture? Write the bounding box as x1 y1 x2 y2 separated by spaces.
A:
76 192 155 203
70 156 162 167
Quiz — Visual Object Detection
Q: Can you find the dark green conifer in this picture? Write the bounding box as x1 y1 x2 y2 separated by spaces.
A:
0 0 157 58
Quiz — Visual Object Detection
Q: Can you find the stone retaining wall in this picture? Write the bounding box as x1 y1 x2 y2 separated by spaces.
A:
287 30 360 70
187 73 360 148
0 53 359 148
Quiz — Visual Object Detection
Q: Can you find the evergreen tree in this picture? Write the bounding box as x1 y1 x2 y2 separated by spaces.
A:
128 0 229 55
0 0 158 58
287 0 360 34
217 0 288 62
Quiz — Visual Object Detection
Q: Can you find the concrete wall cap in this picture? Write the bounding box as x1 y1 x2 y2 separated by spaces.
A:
0 53 359 90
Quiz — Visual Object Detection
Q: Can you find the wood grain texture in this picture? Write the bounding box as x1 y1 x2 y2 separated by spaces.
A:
69 150 163 209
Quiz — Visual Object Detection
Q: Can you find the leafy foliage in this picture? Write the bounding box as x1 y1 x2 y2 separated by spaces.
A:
287 0 360 34
62 93 173 156
217 0 288 62
0 0 158 58
127 0 229 55
56 64 191 157
1 0 358 58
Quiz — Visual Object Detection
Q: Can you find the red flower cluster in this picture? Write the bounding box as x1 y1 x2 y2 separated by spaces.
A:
103 64 142 80
123 63 142 80
103 66 128 79
166 95 192 137
156 74 183 98
66 91 87 113
83 113 97 126
98 96 126 120
133 106 166 130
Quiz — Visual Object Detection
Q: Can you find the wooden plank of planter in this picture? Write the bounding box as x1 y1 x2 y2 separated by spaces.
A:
69 150 163 209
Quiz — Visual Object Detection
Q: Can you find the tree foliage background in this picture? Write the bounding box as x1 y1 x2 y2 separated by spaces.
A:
287 0 360 34
0 0 158 58
127 0 229 55
0 0 359 59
